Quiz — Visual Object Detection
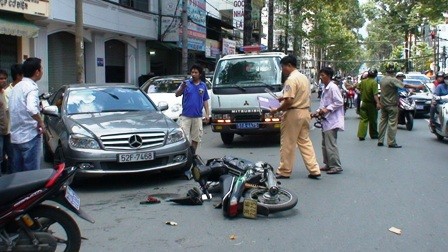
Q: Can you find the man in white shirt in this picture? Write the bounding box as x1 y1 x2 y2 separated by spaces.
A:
8 57 46 172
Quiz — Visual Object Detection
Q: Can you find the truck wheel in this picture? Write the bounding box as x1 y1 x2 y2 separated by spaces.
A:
220 133 234 145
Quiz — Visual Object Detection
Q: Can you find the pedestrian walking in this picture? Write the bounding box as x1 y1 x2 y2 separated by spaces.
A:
270 55 321 179
1 64 23 175
0 69 9 176
357 68 380 141
175 64 210 154
8 57 46 172
377 63 423 148
313 67 344 174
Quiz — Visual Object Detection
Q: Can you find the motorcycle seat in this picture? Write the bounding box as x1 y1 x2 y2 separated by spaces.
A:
0 169 55 206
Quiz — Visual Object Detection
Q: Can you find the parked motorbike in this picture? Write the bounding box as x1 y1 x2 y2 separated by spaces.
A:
0 163 94 252
397 89 416 131
191 155 298 218
430 96 448 140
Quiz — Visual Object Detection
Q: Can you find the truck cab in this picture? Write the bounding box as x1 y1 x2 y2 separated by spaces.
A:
210 50 286 144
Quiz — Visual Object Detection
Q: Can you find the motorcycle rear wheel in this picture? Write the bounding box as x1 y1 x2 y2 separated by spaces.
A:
247 187 298 213
28 204 81 252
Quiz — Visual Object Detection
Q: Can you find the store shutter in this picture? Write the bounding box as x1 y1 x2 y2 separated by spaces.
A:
48 32 76 92
0 35 18 74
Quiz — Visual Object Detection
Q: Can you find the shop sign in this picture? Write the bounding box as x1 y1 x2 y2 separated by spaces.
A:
0 0 49 17
206 39 221 58
222 38 236 55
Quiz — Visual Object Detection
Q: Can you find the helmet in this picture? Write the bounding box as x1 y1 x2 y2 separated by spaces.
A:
385 62 396 73
396 72 405 78
436 71 445 78
367 68 378 78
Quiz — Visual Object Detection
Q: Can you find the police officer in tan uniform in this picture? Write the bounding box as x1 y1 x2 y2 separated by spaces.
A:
270 55 321 179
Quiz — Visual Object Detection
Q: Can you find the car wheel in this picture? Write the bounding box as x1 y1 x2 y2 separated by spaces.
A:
43 139 53 163
53 145 65 165
220 133 234 145
436 133 444 141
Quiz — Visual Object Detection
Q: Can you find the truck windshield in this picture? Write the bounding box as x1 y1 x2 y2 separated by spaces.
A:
213 57 282 88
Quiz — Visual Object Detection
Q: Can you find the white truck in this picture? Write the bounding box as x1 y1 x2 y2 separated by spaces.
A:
210 50 286 145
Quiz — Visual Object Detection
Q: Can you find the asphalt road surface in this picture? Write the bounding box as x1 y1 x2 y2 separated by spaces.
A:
45 94 448 251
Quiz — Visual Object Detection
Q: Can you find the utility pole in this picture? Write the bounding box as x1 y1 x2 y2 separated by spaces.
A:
75 0 84 83
284 0 289 54
267 0 273 51
181 0 188 74
442 46 447 69
432 30 437 72
243 0 252 45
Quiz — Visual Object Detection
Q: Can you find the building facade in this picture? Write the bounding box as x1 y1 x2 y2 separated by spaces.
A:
1 0 157 93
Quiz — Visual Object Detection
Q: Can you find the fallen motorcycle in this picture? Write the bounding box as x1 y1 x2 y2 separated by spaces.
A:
191 155 298 218
0 163 94 252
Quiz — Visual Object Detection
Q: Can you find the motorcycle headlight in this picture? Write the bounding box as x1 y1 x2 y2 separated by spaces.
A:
166 128 185 144
69 134 100 149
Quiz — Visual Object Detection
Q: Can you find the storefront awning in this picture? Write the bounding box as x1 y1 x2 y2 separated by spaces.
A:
0 13 39 38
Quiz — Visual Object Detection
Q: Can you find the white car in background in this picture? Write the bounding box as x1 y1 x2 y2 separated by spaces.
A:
140 75 212 122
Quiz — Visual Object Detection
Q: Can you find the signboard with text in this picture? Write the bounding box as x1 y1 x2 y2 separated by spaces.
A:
0 0 49 17
222 38 236 55
233 0 244 30
161 0 206 51
206 39 221 58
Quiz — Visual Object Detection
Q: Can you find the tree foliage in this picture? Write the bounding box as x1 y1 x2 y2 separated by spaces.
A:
275 0 365 75
363 0 448 72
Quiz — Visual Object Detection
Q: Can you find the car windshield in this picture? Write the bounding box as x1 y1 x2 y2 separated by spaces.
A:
406 75 430 83
147 79 183 93
213 57 282 87
404 79 430 93
66 87 157 114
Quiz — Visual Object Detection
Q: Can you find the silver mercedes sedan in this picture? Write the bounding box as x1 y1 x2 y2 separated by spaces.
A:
42 83 192 177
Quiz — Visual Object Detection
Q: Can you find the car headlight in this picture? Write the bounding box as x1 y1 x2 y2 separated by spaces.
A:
170 103 182 112
166 128 185 144
69 134 100 149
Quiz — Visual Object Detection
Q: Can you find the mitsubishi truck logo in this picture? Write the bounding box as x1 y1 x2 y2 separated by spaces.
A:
243 100 249 106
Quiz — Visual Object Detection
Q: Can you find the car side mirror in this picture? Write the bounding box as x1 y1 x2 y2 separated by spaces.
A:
42 105 60 117
157 101 168 111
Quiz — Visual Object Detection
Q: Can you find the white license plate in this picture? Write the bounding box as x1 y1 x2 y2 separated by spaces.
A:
118 152 154 163
236 123 259 129
65 186 80 211
416 105 424 110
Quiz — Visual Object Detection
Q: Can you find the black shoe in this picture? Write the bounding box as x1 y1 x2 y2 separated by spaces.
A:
371 136 378 139
308 174 321 179
326 168 343 174
359 137 365 141
377 142 384 146
388 144 402 148
275 174 290 179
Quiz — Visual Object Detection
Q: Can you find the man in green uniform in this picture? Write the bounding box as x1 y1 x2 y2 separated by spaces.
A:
357 69 380 140
378 63 423 148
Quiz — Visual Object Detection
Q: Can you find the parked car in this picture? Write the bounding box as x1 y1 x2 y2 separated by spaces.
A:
140 75 212 122
405 79 432 116
405 73 431 84
41 83 192 177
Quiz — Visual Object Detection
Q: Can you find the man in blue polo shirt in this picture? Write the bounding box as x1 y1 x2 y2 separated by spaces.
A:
175 64 210 154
